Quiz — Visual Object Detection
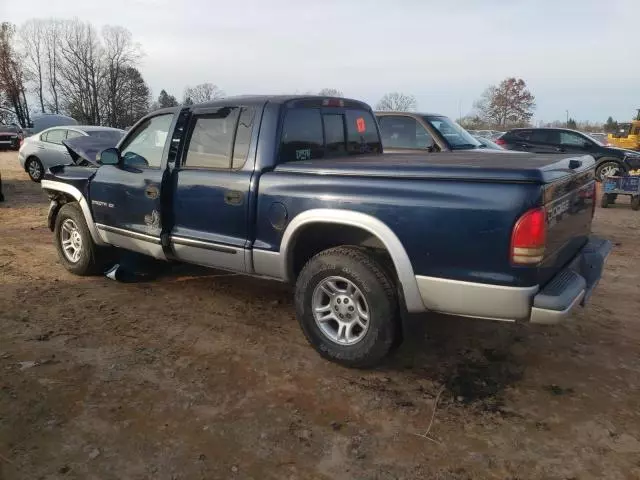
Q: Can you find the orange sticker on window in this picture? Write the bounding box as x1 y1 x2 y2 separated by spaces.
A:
356 117 366 133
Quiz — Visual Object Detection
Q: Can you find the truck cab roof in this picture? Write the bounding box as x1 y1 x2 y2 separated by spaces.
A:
179 95 373 110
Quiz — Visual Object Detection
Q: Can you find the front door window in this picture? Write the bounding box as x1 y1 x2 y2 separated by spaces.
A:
120 114 174 168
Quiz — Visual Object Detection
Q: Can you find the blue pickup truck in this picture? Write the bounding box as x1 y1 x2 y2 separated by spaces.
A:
41 95 612 367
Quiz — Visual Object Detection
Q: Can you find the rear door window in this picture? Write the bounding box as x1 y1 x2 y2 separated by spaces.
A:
43 129 66 145
184 108 240 169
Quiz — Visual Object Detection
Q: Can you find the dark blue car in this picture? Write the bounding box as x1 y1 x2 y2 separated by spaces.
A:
41 95 611 367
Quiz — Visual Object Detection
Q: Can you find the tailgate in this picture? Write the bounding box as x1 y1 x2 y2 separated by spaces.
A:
538 165 596 286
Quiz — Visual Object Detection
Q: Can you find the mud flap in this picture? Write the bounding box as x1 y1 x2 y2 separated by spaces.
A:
47 200 61 231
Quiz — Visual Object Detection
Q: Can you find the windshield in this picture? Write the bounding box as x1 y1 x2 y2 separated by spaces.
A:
424 116 481 150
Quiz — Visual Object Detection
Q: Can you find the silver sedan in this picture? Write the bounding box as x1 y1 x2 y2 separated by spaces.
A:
18 125 124 182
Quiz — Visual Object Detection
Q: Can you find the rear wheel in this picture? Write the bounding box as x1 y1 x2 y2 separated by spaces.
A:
26 157 44 183
294 246 399 368
631 196 640 211
54 203 111 275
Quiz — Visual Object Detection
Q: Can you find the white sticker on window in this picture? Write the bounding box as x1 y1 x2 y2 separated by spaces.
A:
296 149 311 161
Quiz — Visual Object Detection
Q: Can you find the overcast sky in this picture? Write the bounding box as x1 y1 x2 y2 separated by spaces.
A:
4 0 639 123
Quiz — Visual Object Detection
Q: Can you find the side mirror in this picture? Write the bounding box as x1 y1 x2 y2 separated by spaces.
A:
98 147 121 166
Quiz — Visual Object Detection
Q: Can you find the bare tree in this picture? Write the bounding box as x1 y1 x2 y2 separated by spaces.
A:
318 88 343 97
0 22 31 127
376 92 417 112
183 83 224 104
19 19 46 113
474 78 535 128
58 20 103 124
101 25 141 127
43 19 62 113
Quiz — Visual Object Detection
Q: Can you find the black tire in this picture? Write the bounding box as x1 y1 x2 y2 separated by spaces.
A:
25 156 44 183
595 160 624 182
631 196 640 211
295 246 399 368
600 194 609 208
54 203 110 275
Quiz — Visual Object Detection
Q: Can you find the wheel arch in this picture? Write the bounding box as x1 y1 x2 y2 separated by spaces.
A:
280 209 425 313
41 180 107 246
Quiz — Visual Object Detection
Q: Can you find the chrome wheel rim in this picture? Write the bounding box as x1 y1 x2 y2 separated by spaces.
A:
60 219 83 263
28 160 42 180
312 276 370 345
600 164 619 179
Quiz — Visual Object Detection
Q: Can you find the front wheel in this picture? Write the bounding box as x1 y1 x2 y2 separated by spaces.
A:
54 203 110 275
295 246 399 368
596 161 623 182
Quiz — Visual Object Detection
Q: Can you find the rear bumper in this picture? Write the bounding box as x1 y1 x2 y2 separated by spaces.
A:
0 139 18 149
415 236 612 324
529 236 612 324
18 150 26 169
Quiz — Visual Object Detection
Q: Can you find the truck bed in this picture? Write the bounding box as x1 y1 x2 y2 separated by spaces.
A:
275 152 596 184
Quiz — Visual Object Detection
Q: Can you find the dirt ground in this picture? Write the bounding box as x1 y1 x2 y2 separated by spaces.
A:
1 151 639 480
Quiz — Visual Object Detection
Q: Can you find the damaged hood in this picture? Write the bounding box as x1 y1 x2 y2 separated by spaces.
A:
62 136 119 166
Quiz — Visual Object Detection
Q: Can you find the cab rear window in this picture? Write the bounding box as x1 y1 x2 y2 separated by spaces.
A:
345 110 381 155
279 108 380 163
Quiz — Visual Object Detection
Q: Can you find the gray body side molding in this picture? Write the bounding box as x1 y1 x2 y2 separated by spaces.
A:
276 209 426 313
41 179 107 246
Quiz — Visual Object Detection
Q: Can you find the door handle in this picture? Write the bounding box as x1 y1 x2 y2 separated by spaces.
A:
555 147 566 153
145 185 159 200
224 190 244 206
520 143 531 149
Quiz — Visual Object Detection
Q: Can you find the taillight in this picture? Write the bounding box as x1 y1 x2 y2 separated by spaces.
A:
511 207 546 265
494 137 506 146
